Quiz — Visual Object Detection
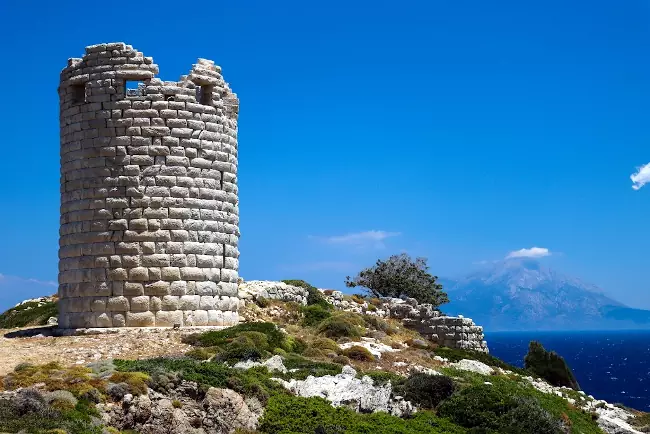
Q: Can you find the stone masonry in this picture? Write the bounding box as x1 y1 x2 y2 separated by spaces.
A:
323 291 489 352
58 43 240 328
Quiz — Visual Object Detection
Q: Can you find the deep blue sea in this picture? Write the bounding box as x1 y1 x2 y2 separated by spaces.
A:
485 330 650 411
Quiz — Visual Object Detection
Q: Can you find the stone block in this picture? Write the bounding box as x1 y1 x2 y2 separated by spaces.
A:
126 311 155 327
130 295 150 312
90 297 107 312
144 280 170 296
107 296 129 312
169 281 187 296
161 267 181 281
128 267 149 281
179 295 200 310
207 310 223 326
96 312 112 327
124 282 144 296
196 281 217 295
112 313 126 327
155 310 183 327
199 296 216 310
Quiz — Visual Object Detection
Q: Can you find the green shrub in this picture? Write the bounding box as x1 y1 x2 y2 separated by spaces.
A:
310 337 340 353
186 347 217 361
216 345 265 364
259 394 466 434
190 322 288 352
395 373 455 409
499 397 564 434
237 331 270 349
277 354 343 380
0 393 101 434
301 304 332 326
363 315 398 335
342 346 374 361
524 341 580 390
332 355 350 365
283 335 308 354
437 383 516 430
363 370 405 386
316 312 365 339
114 358 286 404
0 299 59 328
108 371 149 395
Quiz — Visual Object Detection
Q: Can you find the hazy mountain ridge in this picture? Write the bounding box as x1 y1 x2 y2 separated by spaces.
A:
441 259 650 331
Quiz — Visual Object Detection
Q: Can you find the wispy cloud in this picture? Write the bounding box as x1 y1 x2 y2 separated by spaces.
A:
0 273 57 287
279 261 357 273
310 230 401 249
506 247 551 259
631 162 650 190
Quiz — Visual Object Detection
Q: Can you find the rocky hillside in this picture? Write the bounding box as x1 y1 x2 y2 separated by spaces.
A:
443 259 650 331
0 296 58 329
0 280 648 434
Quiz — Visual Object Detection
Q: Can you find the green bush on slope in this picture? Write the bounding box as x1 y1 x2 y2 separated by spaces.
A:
0 299 58 328
439 366 602 434
524 341 580 390
395 373 455 409
258 394 465 434
437 384 563 434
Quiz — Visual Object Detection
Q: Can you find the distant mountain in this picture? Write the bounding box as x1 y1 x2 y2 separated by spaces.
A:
441 258 650 331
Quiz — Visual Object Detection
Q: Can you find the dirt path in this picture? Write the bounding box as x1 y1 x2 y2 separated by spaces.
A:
0 327 192 376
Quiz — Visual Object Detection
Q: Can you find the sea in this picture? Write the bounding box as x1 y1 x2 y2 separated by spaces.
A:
485 330 650 411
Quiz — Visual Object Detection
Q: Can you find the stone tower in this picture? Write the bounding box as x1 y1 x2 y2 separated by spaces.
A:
58 43 240 328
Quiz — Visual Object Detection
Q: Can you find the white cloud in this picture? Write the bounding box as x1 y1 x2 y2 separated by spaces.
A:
310 230 400 249
0 273 57 287
631 162 650 190
506 247 551 259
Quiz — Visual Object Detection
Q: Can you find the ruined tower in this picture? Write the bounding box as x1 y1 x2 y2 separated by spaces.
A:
58 43 240 328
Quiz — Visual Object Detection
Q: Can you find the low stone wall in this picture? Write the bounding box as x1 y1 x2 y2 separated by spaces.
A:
238 281 308 305
321 290 489 353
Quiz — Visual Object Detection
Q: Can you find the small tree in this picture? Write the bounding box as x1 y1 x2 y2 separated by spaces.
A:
345 253 449 308
524 341 580 390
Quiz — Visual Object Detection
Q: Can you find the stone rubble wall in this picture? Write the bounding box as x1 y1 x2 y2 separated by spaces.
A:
58 42 240 328
322 290 489 353
238 280 308 305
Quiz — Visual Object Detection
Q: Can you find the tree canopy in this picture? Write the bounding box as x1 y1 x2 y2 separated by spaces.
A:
345 253 449 308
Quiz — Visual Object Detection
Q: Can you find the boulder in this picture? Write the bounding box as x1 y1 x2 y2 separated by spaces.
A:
450 359 495 376
202 387 258 433
233 355 288 373
273 365 415 417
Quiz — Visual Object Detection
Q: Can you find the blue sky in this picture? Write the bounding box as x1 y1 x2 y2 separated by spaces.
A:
1 0 650 311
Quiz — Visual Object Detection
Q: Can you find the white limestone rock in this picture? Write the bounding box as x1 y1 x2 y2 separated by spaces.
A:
233 355 288 374
273 365 415 417
450 359 495 376
339 338 401 359
238 280 308 305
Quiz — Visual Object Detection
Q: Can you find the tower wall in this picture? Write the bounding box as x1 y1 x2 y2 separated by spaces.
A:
58 43 240 328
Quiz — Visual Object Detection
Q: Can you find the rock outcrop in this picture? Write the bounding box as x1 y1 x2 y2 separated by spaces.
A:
272 365 415 417
238 280 308 306
321 290 489 353
98 382 259 434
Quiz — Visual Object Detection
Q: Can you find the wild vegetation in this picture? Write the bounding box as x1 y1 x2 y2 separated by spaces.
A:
525 341 580 390
0 298 58 329
0 277 643 433
344 254 449 308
